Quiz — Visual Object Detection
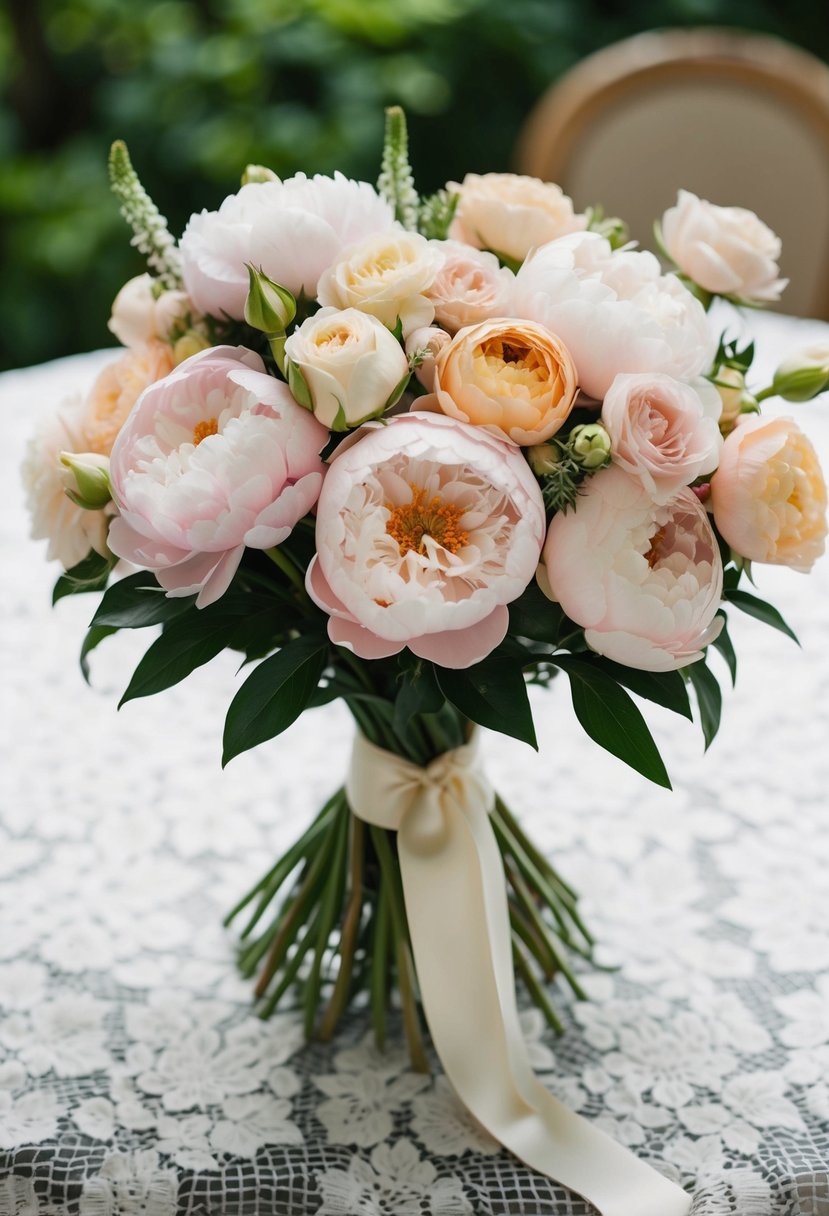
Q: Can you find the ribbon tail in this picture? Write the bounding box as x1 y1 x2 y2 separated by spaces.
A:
398 798 692 1216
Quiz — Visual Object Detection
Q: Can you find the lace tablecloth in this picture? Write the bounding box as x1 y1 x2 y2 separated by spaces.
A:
2 312 829 1216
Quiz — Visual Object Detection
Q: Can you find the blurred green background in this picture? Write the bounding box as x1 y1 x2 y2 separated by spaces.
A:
2 0 827 371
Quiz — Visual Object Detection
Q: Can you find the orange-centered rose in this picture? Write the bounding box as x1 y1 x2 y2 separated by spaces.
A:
434 318 578 446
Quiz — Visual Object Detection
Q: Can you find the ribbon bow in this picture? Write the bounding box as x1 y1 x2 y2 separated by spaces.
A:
347 731 691 1216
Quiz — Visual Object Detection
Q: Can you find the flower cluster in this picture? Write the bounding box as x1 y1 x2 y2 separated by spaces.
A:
23 109 827 779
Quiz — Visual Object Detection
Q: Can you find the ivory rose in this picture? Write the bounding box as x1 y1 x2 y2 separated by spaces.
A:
180 174 396 320
434 318 578 446
710 415 827 571
283 307 410 429
448 173 587 263
601 372 722 501
512 232 714 400
108 274 191 348
84 341 176 456
306 411 546 668
108 346 327 607
21 395 110 569
661 190 786 303
317 231 444 335
540 465 724 671
426 241 515 333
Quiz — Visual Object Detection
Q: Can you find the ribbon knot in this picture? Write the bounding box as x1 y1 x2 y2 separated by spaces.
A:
346 731 691 1216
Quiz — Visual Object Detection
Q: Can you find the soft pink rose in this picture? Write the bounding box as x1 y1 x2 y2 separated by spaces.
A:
108 346 327 607
710 415 827 571
447 173 587 263
540 465 723 671
84 342 176 456
405 326 451 390
306 411 546 668
426 240 514 333
601 372 722 501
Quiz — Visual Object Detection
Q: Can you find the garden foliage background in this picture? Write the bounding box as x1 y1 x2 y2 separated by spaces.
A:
2 0 828 372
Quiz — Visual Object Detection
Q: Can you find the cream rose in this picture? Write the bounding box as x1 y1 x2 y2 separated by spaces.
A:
601 372 722 501
108 274 191 348
317 231 444 335
447 172 587 263
426 240 514 333
661 190 787 303
283 307 410 430
540 465 724 672
434 318 578 446
83 341 176 457
710 415 827 571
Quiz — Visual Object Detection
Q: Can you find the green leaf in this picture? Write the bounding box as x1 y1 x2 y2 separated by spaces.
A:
711 613 737 686
223 635 328 765
393 660 444 740
437 656 537 749
91 572 195 629
52 550 114 604
723 588 800 645
508 581 565 644
80 625 118 684
119 600 242 706
580 656 693 721
551 657 671 788
687 661 722 750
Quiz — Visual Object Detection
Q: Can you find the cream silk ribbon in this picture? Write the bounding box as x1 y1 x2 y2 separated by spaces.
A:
347 731 692 1216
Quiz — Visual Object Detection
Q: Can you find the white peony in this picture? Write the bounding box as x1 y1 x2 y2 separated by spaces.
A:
22 395 110 569
180 174 396 321
512 232 715 400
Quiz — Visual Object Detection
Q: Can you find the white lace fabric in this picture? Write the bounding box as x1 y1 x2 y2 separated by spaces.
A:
2 312 828 1216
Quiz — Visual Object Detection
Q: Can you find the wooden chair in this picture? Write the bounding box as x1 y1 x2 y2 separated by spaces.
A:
516 29 829 319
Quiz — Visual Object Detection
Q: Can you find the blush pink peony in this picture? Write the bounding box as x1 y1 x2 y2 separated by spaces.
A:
710 415 827 571
108 346 327 607
540 465 723 671
306 411 546 667
601 372 722 501
512 232 714 400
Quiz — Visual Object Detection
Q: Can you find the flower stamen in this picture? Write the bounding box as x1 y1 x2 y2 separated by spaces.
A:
386 485 468 556
193 417 218 446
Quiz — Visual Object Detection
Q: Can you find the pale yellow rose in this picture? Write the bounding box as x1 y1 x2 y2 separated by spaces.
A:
84 341 176 456
710 415 827 571
434 318 578 446
316 231 443 335
447 173 587 263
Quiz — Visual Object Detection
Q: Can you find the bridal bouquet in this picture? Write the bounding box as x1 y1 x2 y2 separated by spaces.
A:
23 108 827 1214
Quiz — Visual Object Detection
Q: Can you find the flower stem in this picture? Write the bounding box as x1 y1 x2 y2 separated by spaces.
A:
319 814 366 1040
264 545 308 598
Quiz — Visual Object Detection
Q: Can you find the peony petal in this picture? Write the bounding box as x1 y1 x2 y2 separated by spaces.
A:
328 615 405 660
408 605 509 668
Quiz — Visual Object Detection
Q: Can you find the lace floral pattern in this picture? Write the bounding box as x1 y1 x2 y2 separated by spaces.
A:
2 319 829 1215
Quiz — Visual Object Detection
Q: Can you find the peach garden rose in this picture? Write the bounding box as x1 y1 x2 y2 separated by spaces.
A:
433 318 578 446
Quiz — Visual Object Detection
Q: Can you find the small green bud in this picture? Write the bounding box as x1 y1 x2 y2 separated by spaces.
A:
244 265 296 335
527 443 562 477
60 452 112 510
769 345 829 402
569 423 612 469
241 164 278 185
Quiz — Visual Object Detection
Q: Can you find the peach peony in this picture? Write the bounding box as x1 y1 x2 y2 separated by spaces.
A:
434 318 578 446
84 342 176 457
448 172 587 263
306 411 546 668
540 465 723 671
710 415 827 571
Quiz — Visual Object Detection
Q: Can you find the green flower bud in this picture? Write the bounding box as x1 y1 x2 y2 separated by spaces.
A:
569 423 612 469
770 344 829 402
244 265 296 335
60 452 112 510
527 443 562 477
241 164 278 185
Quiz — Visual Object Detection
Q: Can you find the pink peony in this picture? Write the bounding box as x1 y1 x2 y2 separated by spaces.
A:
179 174 396 321
601 372 722 501
512 232 714 400
710 415 827 571
108 346 327 607
540 465 723 671
306 411 546 668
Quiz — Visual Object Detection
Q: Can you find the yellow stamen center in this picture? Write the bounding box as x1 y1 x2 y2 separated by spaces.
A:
193 417 218 446
386 486 468 556
645 526 667 568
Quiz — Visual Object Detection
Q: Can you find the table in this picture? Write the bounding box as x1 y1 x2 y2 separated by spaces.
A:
2 312 828 1216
